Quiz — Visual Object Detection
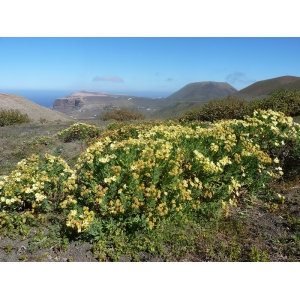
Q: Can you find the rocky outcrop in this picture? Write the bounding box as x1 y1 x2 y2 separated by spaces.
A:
53 97 84 114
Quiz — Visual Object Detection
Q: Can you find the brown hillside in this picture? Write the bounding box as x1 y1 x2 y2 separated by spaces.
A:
0 93 72 122
233 76 300 100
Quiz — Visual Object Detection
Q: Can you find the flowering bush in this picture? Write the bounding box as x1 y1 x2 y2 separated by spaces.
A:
1 110 300 246
72 109 299 238
0 153 77 230
57 122 102 142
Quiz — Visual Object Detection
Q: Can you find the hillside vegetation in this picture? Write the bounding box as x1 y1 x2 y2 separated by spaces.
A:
1 105 300 261
150 101 209 120
0 109 31 126
232 76 300 100
100 108 146 121
181 90 300 122
151 76 300 119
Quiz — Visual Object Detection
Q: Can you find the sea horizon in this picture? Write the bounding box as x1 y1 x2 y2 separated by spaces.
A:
0 89 75 108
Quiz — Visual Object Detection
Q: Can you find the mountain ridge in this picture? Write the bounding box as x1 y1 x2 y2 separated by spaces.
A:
51 75 300 120
52 81 238 119
232 75 300 100
167 81 238 101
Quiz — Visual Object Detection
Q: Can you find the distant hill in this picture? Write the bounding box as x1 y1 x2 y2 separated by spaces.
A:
53 91 167 119
50 76 300 120
150 81 237 119
166 81 238 102
232 76 300 100
0 93 72 122
52 82 237 120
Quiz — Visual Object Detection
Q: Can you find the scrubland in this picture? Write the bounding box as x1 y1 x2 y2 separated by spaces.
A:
1 103 300 261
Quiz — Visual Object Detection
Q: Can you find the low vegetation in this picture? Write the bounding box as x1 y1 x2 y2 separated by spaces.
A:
249 89 300 117
100 108 146 122
1 107 300 261
0 109 31 126
180 97 248 122
57 122 103 142
181 89 300 122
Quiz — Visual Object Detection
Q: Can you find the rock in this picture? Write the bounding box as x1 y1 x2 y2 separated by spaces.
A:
53 97 84 114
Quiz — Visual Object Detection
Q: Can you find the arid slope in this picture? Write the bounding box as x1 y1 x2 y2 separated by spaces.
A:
0 93 72 122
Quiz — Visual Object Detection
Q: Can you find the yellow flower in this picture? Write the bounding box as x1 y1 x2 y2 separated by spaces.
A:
210 143 219 152
99 156 110 163
69 210 77 217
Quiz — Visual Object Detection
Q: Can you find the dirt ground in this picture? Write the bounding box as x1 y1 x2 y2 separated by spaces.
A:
0 237 97 262
0 237 164 262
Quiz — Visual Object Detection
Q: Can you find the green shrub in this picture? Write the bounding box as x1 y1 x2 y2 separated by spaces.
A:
250 90 300 117
180 90 300 123
0 153 77 233
100 108 146 121
180 97 249 122
57 122 102 142
0 109 31 126
70 109 296 242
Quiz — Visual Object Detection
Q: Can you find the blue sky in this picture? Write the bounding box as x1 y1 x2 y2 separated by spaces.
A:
1 37 300 98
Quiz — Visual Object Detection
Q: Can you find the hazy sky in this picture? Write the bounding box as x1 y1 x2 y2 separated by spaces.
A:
1 37 300 97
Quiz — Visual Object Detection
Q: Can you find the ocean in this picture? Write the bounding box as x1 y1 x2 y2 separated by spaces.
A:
0 90 75 108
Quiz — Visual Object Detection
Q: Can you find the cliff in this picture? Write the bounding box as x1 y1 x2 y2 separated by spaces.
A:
53 97 84 114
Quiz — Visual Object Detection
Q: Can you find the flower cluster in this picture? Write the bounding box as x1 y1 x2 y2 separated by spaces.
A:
66 206 95 233
0 154 77 219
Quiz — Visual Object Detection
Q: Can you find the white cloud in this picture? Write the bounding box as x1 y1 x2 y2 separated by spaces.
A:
92 75 124 83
